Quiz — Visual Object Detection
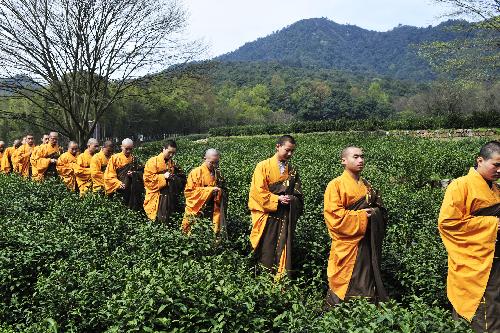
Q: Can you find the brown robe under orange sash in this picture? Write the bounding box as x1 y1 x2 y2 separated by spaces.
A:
439 168 499 329
104 152 133 195
105 152 144 210
323 170 388 304
56 151 78 191
248 154 303 278
143 154 185 222
90 151 109 193
74 149 94 195
182 164 227 234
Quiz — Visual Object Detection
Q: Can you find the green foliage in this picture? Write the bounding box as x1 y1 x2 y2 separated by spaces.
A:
208 112 500 136
0 133 486 332
217 18 478 81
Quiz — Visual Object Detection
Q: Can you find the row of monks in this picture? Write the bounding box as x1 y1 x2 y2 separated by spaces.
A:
0 134 499 332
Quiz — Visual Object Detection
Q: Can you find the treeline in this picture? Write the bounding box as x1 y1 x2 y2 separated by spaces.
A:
1 61 499 143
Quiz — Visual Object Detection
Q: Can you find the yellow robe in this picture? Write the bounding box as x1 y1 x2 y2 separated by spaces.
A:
1 146 16 173
324 170 369 300
56 152 78 191
438 168 500 321
104 152 133 195
90 151 109 193
14 144 35 178
74 149 94 195
32 144 61 181
143 154 174 220
182 164 222 233
30 145 42 180
248 154 289 250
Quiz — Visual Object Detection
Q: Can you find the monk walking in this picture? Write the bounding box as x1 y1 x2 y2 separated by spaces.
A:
74 139 99 195
248 135 303 279
56 141 79 191
439 141 500 332
90 140 113 193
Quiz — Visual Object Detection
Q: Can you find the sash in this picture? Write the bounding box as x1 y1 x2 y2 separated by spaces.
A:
157 165 186 223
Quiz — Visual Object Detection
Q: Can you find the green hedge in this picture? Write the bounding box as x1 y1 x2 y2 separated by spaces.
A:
208 113 500 136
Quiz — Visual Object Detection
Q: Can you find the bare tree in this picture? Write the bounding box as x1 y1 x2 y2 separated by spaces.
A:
0 0 202 144
434 0 499 31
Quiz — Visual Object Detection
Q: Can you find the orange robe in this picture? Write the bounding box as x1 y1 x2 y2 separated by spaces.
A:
31 144 61 181
74 149 94 195
104 152 133 195
143 154 175 220
438 168 500 321
248 154 288 249
182 164 222 233
56 152 78 191
324 170 369 300
14 144 35 178
30 145 42 180
1 146 17 173
90 151 109 193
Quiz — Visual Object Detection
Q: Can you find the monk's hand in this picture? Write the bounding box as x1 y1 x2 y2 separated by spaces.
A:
212 187 220 195
278 195 290 205
363 208 373 218
163 172 171 179
119 182 126 190
126 171 133 177
50 158 57 163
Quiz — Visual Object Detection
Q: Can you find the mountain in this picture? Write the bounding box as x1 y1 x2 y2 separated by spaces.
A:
217 18 473 81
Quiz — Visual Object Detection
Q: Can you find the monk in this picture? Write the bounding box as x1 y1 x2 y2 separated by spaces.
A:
248 135 303 279
182 148 227 234
31 132 61 181
143 140 186 223
438 140 500 332
0 139 21 174
13 135 35 178
56 141 79 191
323 146 388 307
30 134 49 179
104 138 144 210
74 138 99 195
90 140 113 193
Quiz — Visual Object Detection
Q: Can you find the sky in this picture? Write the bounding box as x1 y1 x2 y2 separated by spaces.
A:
183 0 455 58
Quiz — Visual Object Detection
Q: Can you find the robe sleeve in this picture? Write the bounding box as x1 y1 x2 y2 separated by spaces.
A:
56 155 75 178
74 154 91 179
90 155 103 181
248 162 279 213
143 158 167 193
438 180 498 238
104 156 123 194
1 149 11 173
32 146 52 175
184 168 215 214
324 181 368 239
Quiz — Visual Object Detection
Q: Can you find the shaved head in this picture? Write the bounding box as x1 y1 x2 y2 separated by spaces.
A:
122 138 133 146
341 146 361 159
102 140 114 157
68 141 79 156
204 148 220 171
87 138 98 146
204 148 220 158
48 132 58 146
13 139 21 148
476 141 500 182
42 134 49 144
121 138 134 157
0 141 5 151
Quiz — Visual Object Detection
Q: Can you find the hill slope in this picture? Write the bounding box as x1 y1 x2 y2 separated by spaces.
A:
217 18 472 81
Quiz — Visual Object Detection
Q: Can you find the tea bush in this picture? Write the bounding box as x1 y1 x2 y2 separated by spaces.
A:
0 132 483 332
